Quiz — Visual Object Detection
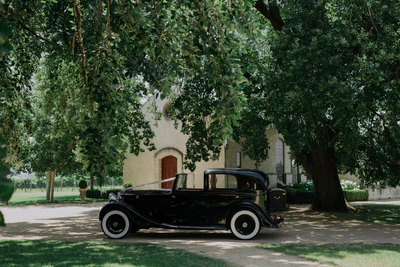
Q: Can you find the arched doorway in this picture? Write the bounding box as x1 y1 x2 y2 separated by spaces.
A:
162 156 177 189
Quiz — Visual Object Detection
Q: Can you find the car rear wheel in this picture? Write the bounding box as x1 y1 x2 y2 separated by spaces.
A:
101 210 131 239
230 210 260 240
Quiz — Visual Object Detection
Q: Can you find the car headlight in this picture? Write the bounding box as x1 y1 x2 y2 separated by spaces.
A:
109 193 118 202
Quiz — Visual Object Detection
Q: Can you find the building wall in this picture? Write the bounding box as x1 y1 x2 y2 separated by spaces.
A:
224 130 306 188
123 97 225 189
123 98 305 190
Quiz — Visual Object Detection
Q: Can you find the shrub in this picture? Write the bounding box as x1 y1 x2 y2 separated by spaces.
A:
123 182 133 188
343 190 369 202
285 180 367 204
291 180 314 192
86 189 102 198
285 180 314 204
340 180 360 190
287 190 314 204
78 180 88 189
86 189 120 199
101 189 121 199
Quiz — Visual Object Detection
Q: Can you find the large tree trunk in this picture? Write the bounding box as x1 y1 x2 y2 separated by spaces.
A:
302 141 350 212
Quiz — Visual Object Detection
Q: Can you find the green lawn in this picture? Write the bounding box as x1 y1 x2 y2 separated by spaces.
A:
260 243 400 267
0 240 232 267
349 203 400 224
260 203 400 267
1 189 106 206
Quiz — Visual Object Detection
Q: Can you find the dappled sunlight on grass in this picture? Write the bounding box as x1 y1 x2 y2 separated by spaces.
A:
0 240 232 267
260 243 400 267
2 190 106 206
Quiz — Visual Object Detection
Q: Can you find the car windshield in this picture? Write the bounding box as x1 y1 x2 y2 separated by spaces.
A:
175 174 188 189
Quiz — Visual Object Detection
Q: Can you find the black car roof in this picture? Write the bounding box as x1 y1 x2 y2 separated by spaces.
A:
204 168 270 189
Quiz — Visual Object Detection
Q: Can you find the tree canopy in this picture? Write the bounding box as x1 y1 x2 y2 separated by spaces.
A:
172 0 400 211
1 0 399 210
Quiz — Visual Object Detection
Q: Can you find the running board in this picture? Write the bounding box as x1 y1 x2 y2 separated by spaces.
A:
160 224 226 230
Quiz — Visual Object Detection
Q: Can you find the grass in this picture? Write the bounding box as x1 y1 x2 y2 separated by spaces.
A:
1 189 107 206
349 204 400 224
260 203 400 267
0 240 232 267
260 243 400 267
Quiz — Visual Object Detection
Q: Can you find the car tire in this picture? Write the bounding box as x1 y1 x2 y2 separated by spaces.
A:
101 210 132 239
230 210 260 240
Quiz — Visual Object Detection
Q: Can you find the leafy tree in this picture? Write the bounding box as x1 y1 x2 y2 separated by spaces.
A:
172 1 400 211
1 0 157 198
2 0 398 211
0 4 14 225
252 0 400 211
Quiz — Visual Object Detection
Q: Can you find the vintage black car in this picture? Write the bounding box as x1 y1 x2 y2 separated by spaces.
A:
99 168 286 240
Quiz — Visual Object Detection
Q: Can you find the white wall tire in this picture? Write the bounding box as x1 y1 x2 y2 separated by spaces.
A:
230 210 260 240
101 210 131 239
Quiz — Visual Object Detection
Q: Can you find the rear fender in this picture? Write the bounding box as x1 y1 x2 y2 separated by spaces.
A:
227 202 279 229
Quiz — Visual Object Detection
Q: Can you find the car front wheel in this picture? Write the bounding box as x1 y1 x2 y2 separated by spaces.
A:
101 210 131 239
230 210 260 240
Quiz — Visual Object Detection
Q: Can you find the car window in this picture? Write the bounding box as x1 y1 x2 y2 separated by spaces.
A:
175 173 203 190
238 177 256 191
208 174 237 190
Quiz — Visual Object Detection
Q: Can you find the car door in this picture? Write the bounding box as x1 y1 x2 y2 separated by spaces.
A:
205 173 258 226
165 174 208 226
166 190 207 226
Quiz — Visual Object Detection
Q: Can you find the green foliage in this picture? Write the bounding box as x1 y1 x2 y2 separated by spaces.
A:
0 22 12 52
340 180 360 191
287 191 315 204
1 0 157 182
86 188 120 199
255 1 400 188
123 182 133 188
0 240 232 267
0 134 13 226
285 180 368 203
261 243 400 267
0 13 14 225
343 190 369 202
1 0 399 211
78 180 87 189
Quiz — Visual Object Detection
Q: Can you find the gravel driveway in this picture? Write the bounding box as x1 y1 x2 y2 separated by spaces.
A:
1 200 399 267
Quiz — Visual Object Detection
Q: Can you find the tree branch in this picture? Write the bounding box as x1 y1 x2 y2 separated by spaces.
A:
72 0 88 86
7 7 57 47
254 0 284 31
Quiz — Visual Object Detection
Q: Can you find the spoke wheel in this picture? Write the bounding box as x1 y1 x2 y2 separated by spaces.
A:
101 210 131 239
230 210 260 240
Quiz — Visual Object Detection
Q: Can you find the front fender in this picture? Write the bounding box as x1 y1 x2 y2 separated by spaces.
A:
99 202 135 221
99 202 165 229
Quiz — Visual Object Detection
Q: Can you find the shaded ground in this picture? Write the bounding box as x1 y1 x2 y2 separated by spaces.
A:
1 200 399 266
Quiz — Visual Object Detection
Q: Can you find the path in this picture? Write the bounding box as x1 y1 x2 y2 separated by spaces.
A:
1 200 399 266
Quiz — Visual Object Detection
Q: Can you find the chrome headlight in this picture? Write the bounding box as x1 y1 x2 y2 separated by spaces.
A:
109 193 118 202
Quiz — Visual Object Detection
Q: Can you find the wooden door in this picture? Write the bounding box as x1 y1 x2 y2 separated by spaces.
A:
162 156 177 189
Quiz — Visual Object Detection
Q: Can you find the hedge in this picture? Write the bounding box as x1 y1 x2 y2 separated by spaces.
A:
286 191 314 204
87 189 121 199
286 189 369 204
343 189 369 202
